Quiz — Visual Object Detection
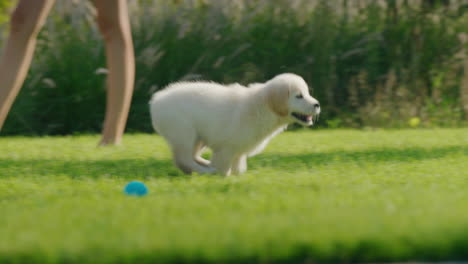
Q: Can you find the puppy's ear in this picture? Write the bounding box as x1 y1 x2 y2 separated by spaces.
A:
266 82 289 117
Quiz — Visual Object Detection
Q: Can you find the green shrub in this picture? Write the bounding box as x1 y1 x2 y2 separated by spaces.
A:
0 0 13 25
1 0 466 135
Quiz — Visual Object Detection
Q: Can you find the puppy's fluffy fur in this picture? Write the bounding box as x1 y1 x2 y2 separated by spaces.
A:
150 73 320 176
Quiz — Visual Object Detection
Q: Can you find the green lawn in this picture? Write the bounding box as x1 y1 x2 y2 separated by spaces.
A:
0 129 467 263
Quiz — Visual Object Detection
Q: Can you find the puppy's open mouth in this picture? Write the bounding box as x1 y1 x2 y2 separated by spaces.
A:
291 112 313 124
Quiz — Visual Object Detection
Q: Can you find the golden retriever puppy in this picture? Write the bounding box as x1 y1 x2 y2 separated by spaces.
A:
149 73 320 176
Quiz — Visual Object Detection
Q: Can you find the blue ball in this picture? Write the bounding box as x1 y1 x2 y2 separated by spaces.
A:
124 181 148 196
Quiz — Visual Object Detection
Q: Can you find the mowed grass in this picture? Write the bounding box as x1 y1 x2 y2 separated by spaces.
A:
0 129 467 263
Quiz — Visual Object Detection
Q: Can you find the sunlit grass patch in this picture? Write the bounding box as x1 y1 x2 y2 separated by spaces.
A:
0 128 467 263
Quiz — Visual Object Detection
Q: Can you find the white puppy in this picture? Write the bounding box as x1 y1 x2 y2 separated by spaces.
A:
149 73 320 176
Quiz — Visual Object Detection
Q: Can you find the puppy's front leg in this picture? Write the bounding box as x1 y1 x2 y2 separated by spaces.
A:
211 149 236 177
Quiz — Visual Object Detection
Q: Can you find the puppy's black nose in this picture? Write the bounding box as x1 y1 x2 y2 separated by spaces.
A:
314 103 320 109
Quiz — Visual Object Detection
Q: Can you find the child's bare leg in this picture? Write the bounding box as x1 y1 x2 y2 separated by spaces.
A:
0 0 55 130
94 0 135 146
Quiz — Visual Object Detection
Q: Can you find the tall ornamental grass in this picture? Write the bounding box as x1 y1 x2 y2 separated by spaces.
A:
1 0 467 135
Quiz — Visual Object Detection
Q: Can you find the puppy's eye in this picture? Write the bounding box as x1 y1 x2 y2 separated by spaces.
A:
295 94 303 99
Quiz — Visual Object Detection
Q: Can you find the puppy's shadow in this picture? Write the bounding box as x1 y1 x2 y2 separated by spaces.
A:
250 145 467 170
0 158 183 179
1 145 464 179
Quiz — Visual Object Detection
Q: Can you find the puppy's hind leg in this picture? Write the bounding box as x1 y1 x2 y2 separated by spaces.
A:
211 149 236 177
171 141 216 175
172 145 216 175
158 122 215 174
232 155 247 175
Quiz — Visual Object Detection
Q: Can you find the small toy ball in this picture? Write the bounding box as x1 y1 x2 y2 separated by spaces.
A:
124 181 148 196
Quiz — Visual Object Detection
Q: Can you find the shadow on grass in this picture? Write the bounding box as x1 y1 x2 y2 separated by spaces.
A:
0 233 467 263
251 145 467 170
0 158 182 179
0 145 465 179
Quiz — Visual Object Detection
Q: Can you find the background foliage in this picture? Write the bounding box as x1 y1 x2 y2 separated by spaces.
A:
0 0 467 135
0 0 13 25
